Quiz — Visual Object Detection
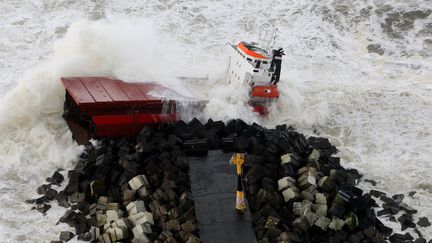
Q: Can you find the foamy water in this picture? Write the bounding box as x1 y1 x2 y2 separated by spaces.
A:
0 0 431 241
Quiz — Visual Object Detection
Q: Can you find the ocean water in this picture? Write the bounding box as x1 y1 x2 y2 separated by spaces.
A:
0 0 431 241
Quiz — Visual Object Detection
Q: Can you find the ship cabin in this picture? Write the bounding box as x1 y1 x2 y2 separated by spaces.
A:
227 41 281 110
227 42 275 87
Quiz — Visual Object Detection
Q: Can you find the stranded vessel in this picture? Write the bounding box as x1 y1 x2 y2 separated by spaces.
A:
61 42 285 143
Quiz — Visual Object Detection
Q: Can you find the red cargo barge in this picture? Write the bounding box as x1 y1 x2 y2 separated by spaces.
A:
62 77 180 144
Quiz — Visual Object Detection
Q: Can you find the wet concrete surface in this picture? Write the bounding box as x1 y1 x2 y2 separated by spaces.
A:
188 150 256 243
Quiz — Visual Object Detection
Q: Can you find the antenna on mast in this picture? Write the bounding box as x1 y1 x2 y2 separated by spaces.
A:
257 24 279 53
270 24 280 49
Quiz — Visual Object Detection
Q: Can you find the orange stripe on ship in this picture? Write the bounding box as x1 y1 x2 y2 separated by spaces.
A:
237 42 269 59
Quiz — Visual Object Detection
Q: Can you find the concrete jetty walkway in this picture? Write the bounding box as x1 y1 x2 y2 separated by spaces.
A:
188 150 256 243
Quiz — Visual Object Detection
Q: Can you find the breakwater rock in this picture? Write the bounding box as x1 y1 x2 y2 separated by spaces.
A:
27 119 429 242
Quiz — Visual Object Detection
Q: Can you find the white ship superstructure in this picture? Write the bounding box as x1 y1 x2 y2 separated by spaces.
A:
226 41 284 114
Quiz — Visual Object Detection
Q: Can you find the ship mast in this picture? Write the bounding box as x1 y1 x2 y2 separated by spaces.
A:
257 26 279 55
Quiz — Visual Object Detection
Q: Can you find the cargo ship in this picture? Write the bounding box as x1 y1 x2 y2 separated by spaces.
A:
61 42 284 143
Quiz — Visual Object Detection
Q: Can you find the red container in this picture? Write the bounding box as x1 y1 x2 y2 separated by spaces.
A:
62 77 180 143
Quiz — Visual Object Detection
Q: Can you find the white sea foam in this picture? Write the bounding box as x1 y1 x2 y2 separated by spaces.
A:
0 0 431 241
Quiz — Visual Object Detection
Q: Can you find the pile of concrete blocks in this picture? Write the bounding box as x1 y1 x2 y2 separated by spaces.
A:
27 119 430 242
228 121 430 243
28 123 201 242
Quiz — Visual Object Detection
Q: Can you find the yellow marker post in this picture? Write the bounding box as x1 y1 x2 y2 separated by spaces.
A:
230 153 246 214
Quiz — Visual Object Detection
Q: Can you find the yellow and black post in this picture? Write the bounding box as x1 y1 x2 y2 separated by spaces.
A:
230 153 246 214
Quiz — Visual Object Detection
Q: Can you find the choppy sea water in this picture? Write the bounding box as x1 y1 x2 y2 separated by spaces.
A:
0 0 431 241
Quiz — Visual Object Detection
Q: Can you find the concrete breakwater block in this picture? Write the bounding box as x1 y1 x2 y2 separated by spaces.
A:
128 175 149 191
27 118 430 242
59 231 74 242
183 139 209 156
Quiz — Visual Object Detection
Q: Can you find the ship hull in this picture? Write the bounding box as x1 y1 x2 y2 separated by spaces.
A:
62 77 179 143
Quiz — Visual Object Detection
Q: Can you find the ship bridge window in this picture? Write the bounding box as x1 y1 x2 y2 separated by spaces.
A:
253 70 259 73
247 58 252 62
263 61 268 64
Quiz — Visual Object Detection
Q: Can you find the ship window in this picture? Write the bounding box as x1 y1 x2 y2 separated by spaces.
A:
247 58 252 61
263 61 268 64
256 61 261 68
253 70 259 73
